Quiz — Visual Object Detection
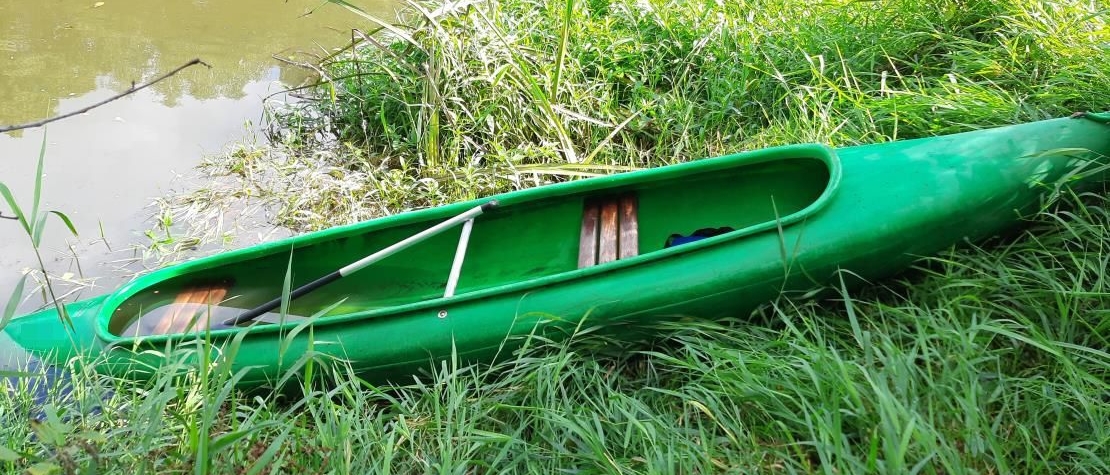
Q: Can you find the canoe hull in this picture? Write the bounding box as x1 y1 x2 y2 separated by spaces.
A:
6 114 1110 387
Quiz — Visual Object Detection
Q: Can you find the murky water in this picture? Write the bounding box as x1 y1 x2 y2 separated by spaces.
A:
0 0 397 313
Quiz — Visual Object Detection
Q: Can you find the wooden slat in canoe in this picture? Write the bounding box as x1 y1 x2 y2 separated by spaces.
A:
619 194 639 259
578 202 600 268
579 193 639 268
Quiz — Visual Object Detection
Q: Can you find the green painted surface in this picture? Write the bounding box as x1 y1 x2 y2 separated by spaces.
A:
6 114 1110 388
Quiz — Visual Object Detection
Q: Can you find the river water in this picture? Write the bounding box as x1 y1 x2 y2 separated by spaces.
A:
0 0 396 314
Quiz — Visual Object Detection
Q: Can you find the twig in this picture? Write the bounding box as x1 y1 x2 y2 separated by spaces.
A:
351 28 419 75
271 53 332 83
0 58 212 133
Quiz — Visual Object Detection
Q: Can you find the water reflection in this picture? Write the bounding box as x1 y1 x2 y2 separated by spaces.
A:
0 0 397 127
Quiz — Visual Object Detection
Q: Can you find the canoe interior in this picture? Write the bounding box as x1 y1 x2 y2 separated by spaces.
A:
108 154 832 336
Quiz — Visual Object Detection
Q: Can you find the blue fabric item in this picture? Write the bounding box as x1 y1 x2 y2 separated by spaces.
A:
664 227 736 248
668 235 712 246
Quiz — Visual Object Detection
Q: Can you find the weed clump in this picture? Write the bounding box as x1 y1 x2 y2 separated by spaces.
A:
258 0 1110 225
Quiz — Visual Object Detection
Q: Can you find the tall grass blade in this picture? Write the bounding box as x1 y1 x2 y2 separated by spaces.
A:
550 0 575 99
325 0 421 49
1 274 28 332
30 131 46 230
0 183 30 235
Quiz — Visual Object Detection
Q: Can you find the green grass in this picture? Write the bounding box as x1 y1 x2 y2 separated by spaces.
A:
5 0 1110 473
4 190 1110 473
260 0 1110 224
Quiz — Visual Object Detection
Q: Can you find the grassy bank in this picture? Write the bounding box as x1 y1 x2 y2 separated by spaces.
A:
4 0 1110 473
254 0 1110 229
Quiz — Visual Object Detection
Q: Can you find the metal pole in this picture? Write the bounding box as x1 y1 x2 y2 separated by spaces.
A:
339 202 495 277
444 218 474 298
224 200 499 326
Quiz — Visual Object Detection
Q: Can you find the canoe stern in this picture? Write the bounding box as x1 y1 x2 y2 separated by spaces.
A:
2 295 107 366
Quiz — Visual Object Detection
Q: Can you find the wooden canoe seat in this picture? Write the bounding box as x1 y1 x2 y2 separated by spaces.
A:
578 193 638 268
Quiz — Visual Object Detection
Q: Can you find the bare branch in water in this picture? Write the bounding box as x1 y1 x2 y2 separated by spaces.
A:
0 58 212 134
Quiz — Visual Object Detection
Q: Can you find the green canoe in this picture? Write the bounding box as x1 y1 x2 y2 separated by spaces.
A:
5 113 1110 388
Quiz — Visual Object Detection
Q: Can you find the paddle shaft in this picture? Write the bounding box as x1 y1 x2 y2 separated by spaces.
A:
224 200 499 326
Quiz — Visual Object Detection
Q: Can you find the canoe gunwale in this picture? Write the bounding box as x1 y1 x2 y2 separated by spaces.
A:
94 143 843 345
12 113 1110 386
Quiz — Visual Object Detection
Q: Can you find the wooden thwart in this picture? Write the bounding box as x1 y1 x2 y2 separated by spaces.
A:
578 193 639 268
150 284 230 335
